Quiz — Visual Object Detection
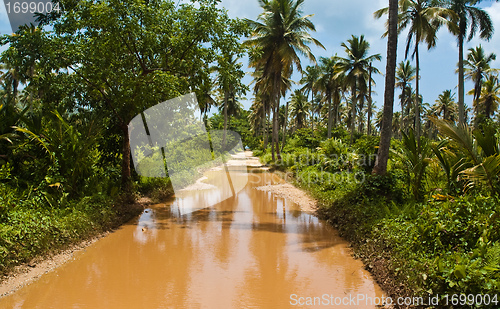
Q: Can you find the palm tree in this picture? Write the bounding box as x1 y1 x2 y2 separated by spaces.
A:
316 56 344 138
464 45 497 108
396 60 417 134
337 35 381 143
366 63 376 136
372 0 398 175
376 0 452 142
300 65 320 133
357 63 380 134
476 74 500 120
289 89 310 131
433 89 458 122
245 0 324 161
443 0 493 126
214 54 246 147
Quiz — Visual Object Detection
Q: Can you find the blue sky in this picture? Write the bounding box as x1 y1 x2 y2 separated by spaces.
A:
1 1 500 115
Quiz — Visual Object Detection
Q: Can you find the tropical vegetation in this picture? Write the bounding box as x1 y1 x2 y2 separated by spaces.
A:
1 0 500 306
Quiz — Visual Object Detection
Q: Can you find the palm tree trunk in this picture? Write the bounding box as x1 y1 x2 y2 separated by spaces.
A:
272 71 281 161
358 95 365 133
310 89 314 135
327 91 333 139
458 34 465 125
334 91 340 127
350 80 357 144
415 43 421 144
368 63 373 136
400 89 405 137
373 0 398 175
282 100 288 151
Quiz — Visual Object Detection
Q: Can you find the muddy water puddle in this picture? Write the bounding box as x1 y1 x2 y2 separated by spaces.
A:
1 165 384 308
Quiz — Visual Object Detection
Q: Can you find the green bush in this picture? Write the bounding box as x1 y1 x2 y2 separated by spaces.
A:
353 135 379 172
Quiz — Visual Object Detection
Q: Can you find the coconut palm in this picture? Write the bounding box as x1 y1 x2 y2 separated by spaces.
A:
245 0 324 161
289 90 310 131
316 56 344 138
396 60 417 134
336 35 381 143
434 90 458 122
366 62 376 136
375 0 453 142
476 74 500 120
300 65 320 133
357 64 380 135
464 45 497 107
214 54 247 147
442 0 493 125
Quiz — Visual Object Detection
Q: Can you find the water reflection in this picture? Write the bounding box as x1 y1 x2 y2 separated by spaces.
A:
0 168 384 309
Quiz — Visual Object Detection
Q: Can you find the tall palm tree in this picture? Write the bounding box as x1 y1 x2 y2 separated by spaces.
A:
476 74 500 120
433 89 458 122
366 62 376 136
289 89 310 131
357 65 379 134
300 65 320 133
373 0 398 175
316 56 344 138
214 54 246 147
376 0 452 142
443 0 493 126
464 45 497 107
245 0 324 161
396 60 417 134
337 35 381 143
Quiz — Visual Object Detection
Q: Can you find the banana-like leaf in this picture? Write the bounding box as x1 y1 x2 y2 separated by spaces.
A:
474 125 499 158
430 117 480 165
461 154 500 193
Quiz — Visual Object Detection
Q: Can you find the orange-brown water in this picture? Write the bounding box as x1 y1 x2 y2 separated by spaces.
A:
0 168 384 308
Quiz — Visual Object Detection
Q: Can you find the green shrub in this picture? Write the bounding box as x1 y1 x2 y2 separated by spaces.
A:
353 135 379 172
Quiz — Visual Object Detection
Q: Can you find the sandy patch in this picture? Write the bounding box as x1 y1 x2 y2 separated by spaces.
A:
209 151 268 172
255 183 317 214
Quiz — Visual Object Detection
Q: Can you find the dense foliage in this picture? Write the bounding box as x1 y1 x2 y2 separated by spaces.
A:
0 0 248 274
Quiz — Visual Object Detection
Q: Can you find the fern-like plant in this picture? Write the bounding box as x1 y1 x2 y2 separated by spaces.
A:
431 117 500 195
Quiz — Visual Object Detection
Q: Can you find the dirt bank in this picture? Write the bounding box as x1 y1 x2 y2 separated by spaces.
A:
255 183 317 214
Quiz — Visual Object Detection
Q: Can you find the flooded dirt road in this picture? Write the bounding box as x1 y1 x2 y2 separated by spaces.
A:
0 154 384 308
